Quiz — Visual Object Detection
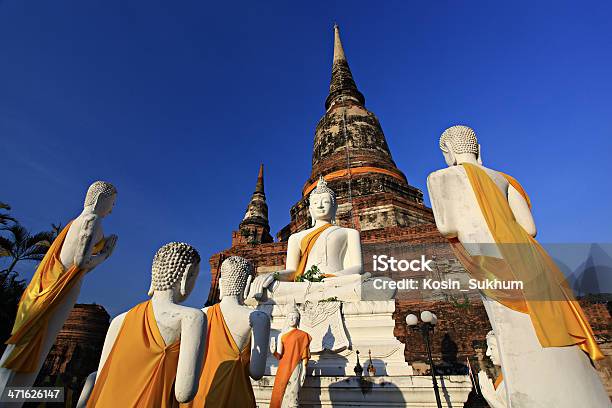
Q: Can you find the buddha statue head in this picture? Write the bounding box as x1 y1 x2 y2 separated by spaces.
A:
439 125 482 167
148 242 201 302
308 176 337 226
285 300 300 329
485 330 501 367
219 256 254 301
85 181 117 217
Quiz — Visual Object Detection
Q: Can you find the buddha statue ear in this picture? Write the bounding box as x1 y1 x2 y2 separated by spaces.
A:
147 282 154 297
331 203 338 225
179 263 193 297
443 141 457 166
477 144 483 165
218 277 224 300
308 206 315 227
243 274 253 301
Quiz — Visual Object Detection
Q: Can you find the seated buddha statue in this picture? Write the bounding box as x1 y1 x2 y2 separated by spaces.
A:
247 177 368 305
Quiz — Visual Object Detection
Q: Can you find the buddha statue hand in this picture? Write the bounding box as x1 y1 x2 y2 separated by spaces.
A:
247 272 276 300
477 371 506 408
269 336 277 355
82 234 118 271
299 359 307 385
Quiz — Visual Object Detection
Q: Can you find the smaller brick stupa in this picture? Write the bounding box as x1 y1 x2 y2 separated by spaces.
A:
233 164 274 246
35 304 110 407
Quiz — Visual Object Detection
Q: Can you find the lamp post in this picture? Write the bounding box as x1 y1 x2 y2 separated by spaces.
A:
406 311 442 408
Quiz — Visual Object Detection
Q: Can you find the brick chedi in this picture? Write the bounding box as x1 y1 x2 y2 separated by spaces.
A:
35 304 110 407
232 164 274 246
205 26 612 395
206 25 485 363
278 25 433 240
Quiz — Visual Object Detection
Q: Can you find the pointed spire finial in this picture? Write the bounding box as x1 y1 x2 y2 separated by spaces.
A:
325 25 365 110
255 163 264 194
333 24 346 62
238 164 273 244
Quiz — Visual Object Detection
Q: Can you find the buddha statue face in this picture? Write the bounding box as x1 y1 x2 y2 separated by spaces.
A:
149 242 201 302
308 176 337 225
287 311 300 328
485 330 501 367
309 192 335 222
85 181 117 217
439 125 481 167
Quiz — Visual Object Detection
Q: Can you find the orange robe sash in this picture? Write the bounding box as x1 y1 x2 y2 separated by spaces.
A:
450 163 603 360
493 373 504 390
292 223 333 281
270 329 311 408
3 222 87 373
87 300 181 407
183 304 255 408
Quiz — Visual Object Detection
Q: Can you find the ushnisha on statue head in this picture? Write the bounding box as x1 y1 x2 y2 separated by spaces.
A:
439 125 482 167
219 256 255 302
308 176 337 226
485 330 502 367
148 242 201 302
84 181 117 217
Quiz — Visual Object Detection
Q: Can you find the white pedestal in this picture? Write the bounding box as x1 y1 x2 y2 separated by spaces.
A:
254 300 472 406
252 375 473 407
259 300 412 376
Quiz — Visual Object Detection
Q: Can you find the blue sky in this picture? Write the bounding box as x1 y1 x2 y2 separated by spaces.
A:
1 1 611 315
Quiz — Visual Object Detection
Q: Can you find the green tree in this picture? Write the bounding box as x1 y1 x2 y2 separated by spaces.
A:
0 222 55 349
0 223 54 275
0 202 15 226
0 269 25 351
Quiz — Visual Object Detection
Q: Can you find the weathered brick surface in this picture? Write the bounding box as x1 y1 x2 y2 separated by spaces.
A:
35 304 109 407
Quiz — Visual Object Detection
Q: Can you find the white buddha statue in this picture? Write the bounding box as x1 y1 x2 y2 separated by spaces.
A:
0 181 118 399
270 303 311 408
427 125 609 407
185 256 270 408
478 331 507 408
78 242 205 407
247 177 367 304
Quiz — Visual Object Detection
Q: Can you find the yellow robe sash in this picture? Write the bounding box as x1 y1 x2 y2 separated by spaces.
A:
450 163 603 360
3 222 89 373
87 300 181 407
292 223 333 281
270 329 311 408
183 304 255 408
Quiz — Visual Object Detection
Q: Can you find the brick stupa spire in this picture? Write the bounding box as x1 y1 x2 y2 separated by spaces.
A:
325 24 366 110
234 164 273 245
277 24 434 238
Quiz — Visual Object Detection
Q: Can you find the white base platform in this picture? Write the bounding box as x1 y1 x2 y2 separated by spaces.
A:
259 300 413 376
252 375 473 407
